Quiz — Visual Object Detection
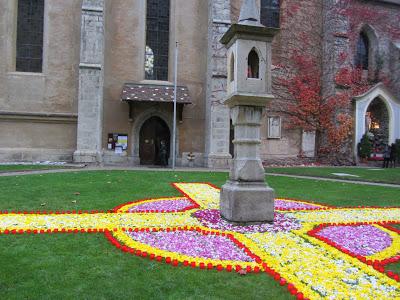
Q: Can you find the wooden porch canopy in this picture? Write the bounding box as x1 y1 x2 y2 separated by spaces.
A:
121 83 192 104
121 83 192 122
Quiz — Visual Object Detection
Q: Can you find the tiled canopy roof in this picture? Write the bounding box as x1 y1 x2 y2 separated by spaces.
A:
121 83 192 104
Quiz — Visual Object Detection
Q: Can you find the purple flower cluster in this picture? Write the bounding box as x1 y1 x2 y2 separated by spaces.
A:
275 200 321 210
317 225 392 256
193 209 301 233
129 198 194 212
128 230 253 262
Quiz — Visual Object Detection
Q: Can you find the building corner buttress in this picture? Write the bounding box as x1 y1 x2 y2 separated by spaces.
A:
205 0 232 169
74 0 105 164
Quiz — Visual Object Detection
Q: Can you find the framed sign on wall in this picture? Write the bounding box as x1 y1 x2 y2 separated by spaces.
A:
267 116 281 139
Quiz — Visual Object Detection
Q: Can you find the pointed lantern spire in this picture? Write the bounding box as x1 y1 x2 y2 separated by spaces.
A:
238 0 262 26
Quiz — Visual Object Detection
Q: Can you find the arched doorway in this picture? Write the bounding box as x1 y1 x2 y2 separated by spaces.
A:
365 97 389 157
139 116 170 165
353 83 400 160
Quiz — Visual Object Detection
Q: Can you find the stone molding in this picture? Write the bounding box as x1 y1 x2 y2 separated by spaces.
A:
79 63 102 70
0 111 77 124
82 6 104 12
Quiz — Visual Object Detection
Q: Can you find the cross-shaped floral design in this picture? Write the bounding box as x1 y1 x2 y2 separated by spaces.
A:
0 183 399 299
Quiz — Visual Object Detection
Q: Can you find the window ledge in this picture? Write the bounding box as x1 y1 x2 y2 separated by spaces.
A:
7 71 45 77
140 80 174 86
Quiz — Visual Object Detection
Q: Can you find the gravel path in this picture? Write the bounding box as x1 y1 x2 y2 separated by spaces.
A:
265 172 400 188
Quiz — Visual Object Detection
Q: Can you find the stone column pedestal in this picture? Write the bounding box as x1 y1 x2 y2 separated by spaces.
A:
220 106 274 223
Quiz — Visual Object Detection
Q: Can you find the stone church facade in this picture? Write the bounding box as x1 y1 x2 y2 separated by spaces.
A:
0 0 399 166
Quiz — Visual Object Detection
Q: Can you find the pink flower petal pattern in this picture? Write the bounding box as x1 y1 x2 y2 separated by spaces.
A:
275 200 322 210
128 230 254 262
129 198 196 212
316 225 392 256
193 209 301 233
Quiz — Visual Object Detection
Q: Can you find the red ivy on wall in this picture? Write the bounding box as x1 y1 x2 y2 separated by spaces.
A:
274 0 398 157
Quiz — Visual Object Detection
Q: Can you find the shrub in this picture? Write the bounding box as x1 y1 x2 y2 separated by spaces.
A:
358 134 372 159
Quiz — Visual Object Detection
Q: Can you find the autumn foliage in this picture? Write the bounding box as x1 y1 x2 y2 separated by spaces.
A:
272 0 399 160
278 52 367 154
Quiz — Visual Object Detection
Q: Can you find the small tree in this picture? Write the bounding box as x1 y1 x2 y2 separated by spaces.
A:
358 134 372 160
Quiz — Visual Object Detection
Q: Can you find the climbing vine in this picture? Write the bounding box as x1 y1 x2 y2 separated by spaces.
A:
271 0 399 162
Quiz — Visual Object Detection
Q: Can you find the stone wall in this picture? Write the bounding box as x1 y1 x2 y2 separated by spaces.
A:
323 0 400 97
347 0 400 98
102 0 209 166
0 116 77 161
322 0 400 164
0 0 80 162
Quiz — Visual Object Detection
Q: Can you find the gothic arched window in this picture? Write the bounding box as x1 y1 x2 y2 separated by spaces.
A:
16 0 44 72
145 0 170 80
247 49 259 78
355 32 369 70
260 0 280 28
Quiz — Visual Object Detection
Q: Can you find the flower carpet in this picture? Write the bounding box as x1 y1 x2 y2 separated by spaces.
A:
0 182 399 299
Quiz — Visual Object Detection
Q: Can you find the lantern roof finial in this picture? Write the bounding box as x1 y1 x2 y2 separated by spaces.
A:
238 0 262 26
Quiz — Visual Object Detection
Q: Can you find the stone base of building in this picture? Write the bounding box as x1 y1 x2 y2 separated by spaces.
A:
206 153 232 169
102 151 132 165
0 148 74 162
73 150 102 164
181 152 205 167
263 156 317 167
220 180 275 223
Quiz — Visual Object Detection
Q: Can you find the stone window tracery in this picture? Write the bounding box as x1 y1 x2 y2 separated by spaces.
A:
145 0 170 81
16 0 44 73
260 0 280 28
355 32 369 70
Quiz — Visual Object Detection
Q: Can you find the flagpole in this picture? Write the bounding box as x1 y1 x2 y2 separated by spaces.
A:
172 41 178 170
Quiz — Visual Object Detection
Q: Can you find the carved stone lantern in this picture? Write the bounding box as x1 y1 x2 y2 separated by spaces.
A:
219 0 278 223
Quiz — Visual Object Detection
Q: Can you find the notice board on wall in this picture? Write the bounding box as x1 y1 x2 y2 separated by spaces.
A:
108 133 128 154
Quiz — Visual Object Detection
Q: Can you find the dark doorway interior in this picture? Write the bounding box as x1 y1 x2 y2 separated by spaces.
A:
229 119 234 158
366 97 389 156
139 116 170 165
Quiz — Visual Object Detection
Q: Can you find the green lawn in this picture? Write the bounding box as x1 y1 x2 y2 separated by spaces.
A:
0 170 399 299
0 164 66 172
266 166 400 185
